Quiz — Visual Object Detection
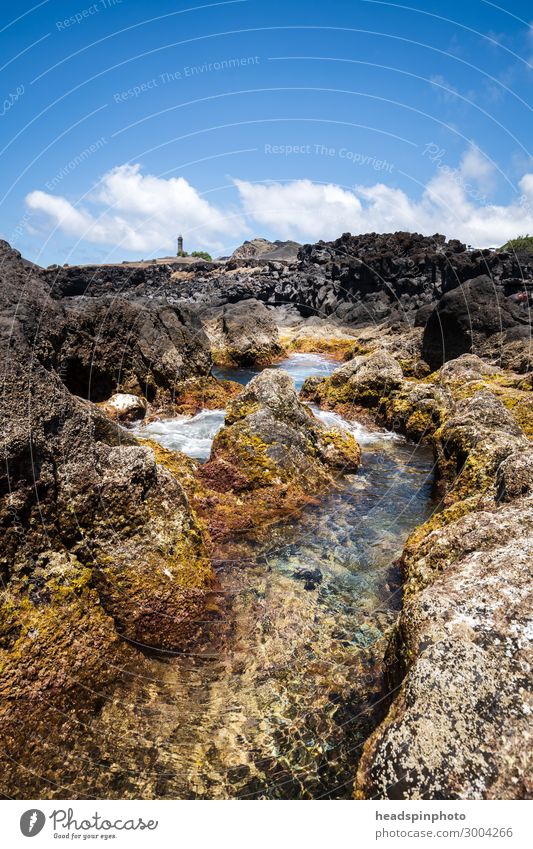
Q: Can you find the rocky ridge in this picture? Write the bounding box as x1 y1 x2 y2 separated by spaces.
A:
45 230 533 373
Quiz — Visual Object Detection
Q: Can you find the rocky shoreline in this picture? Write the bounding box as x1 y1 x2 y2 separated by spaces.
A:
1 231 531 799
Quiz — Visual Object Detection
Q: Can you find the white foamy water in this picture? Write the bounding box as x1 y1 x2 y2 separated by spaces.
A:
133 409 225 461
310 406 401 446
134 403 399 462
133 353 402 461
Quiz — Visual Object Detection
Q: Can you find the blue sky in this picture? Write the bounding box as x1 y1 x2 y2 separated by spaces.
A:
1 0 533 264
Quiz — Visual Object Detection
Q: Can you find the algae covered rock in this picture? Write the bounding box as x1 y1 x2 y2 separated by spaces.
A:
354 352 533 800
381 382 452 442
496 446 533 502
204 369 361 495
302 350 403 413
57 442 216 649
435 390 527 502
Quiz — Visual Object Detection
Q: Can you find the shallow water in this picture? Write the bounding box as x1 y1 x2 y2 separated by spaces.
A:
95 354 436 799
213 351 340 392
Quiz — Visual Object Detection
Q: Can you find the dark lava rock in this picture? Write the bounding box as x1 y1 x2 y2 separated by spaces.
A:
41 233 533 361
200 297 282 366
292 566 323 590
422 275 530 369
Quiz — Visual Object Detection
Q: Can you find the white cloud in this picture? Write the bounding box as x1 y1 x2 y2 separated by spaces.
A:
233 178 363 242
26 164 247 255
25 155 533 254
459 146 495 192
234 148 533 248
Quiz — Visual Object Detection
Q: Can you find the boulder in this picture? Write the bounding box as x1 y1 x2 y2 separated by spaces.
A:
422 275 529 370
201 298 282 366
203 369 361 495
496 446 533 502
356 495 533 800
101 392 147 422
302 350 403 413
60 296 211 402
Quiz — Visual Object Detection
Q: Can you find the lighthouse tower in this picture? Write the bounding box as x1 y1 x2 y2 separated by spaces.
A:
177 234 184 256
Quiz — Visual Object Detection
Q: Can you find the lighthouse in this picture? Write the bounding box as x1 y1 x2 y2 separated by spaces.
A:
177 234 184 256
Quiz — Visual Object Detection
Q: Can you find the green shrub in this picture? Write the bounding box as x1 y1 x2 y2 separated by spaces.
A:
191 250 212 261
501 234 533 254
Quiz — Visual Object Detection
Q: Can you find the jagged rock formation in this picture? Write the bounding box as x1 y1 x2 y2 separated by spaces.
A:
0 240 217 796
44 232 533 372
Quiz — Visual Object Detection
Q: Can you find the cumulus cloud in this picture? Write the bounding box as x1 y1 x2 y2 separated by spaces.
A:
233 178 364 242
26 153 533 254
26 164 247 255
234 148 533 248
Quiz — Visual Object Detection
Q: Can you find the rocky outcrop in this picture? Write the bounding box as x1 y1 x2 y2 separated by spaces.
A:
301 350 404 417
40 233 532 380
59 296 211 402
422 275 531 371
0 240 217 796
354 353 533 800
230 237 301 262
382 354 533 443
199 298 282 366
201 369 360 504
